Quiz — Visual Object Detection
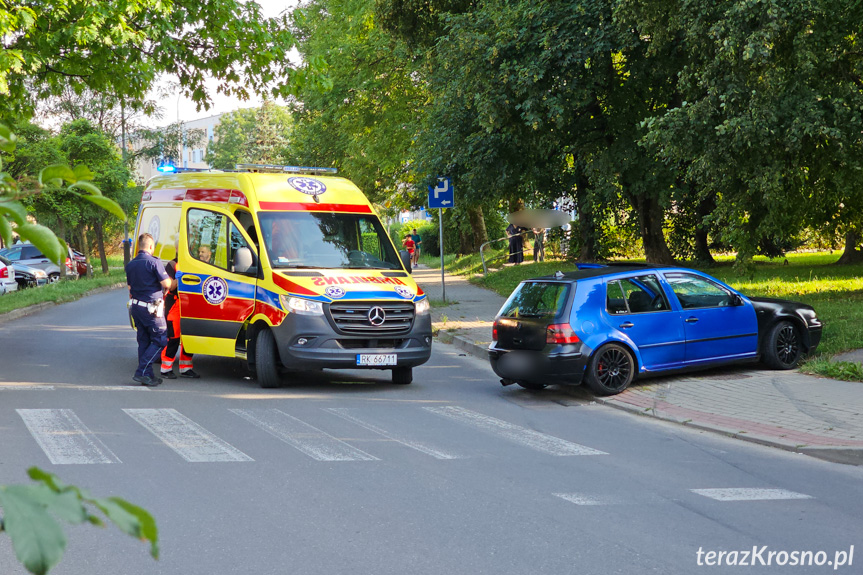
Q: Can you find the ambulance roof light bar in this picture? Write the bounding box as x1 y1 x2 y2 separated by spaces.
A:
235 164 338 175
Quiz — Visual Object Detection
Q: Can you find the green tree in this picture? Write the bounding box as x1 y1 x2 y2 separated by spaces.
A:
208 101 293 169
0 0 296 118
636 0 863 266
57 119 139 273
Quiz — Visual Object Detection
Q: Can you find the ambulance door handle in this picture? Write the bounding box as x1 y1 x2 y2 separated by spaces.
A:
181 275 201 285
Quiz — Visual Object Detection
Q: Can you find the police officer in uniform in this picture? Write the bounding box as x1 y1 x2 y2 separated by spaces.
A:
126 233 174 386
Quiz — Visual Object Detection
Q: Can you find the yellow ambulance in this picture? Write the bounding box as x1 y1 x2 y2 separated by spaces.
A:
133 165 431 387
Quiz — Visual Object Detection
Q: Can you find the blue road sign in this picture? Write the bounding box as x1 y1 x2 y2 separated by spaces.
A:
428 177 454 208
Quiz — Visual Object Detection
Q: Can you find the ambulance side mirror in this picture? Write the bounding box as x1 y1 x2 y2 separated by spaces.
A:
399 250 412 274
233 247 256 275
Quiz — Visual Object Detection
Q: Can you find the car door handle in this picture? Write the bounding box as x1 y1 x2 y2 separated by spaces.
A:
685 317 699 323
619 322 634 329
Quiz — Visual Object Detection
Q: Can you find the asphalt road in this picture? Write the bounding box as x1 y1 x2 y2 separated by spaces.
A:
1 289 861 575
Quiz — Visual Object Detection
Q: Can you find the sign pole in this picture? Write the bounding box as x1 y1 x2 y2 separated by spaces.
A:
428 176 453 304
439 208 446 303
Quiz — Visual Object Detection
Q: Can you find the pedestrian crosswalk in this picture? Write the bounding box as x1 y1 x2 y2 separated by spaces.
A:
5 404 817 505
11 404 596 465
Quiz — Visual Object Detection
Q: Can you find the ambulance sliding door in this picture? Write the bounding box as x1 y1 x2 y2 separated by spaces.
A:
177 206 258 357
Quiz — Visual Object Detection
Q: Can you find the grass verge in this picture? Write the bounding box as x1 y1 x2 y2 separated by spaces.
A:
464 251 863 382
0 268 126 316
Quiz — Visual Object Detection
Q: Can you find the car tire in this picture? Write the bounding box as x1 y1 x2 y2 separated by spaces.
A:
392 366 413 385
255 328 281 388
48 272 60 283
516 381 547 390
585 343 635 396
762 320 802 370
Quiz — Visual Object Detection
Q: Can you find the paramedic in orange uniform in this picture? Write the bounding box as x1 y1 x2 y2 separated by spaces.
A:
159 257 200 379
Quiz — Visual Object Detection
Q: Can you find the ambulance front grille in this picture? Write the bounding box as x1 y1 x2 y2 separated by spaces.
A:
328 301 415 335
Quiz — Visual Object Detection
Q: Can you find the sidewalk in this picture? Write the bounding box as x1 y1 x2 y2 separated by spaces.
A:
413 264 863 466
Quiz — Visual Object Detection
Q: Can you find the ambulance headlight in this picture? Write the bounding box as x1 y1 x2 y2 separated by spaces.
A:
415 298 430 315
281 296 324 316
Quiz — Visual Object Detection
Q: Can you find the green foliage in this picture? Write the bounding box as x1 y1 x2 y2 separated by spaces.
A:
208 102 293 169
0 0 296 118
288 0 427 205
0 467 158 575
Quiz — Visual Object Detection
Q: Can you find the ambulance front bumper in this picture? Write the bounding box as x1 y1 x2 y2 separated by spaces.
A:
271 312 432 370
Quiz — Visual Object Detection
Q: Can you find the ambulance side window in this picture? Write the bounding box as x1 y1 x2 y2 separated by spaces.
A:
187 209 227 269
234 209 259 249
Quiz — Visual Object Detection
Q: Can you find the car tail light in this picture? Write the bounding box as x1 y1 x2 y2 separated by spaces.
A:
66 257 73 269
492 321 499 341
546 323 580 344
0 267 7 279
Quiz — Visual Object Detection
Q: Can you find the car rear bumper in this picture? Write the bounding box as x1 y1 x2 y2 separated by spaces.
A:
271 312 433 370
488 342 591 385
0 279 17 294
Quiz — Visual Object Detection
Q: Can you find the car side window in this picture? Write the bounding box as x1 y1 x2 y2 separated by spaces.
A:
607 275 670 314
22 246 44 259
5 248 22 261
606 280 628 314
621 275 670 313
665 273 735 309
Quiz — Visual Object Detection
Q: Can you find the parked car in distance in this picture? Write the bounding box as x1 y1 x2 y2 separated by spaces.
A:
0 255 18 295
0 242 78 282
0 254 49 289
70 248 91 277
488 263 823 395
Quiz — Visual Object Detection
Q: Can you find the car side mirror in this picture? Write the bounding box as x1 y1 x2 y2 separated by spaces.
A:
732 294 744 306
399 249 412 274
233 247 256 275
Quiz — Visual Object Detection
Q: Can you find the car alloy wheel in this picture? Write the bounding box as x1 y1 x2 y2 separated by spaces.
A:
586 343 635 396
764 320 801 370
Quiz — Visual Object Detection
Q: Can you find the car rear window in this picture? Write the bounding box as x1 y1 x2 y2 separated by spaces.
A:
498 282 570 319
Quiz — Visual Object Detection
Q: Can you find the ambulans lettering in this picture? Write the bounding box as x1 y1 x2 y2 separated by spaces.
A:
312 276 406 287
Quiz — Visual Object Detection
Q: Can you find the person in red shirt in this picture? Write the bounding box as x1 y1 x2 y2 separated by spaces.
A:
402 234 416 262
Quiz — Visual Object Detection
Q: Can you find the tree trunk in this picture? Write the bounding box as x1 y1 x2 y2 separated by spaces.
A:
693 192 716 264
80 224 93 276
575 172 597 261
836 231 863 264
94 219 109 274
467 205 488 251
632 194 675 264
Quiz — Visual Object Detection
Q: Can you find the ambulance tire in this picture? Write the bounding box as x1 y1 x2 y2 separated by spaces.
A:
255 329 281 389
392 366 413 385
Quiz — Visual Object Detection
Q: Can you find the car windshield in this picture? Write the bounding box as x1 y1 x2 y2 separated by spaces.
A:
498 281 570 319
257 211 402 270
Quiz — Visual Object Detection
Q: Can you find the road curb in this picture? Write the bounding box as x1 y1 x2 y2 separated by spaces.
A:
436 330 489 359
0 283 126 324
595 396 863 466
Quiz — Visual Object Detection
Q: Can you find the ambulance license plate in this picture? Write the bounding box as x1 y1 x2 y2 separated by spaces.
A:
356 354 398 366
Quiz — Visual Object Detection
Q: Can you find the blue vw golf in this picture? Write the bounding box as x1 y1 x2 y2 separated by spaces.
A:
488 264 822 395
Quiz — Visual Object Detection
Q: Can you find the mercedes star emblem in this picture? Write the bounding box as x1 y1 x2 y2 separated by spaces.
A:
368 306 386 326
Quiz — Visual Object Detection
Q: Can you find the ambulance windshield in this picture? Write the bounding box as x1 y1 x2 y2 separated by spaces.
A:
258 212 403 270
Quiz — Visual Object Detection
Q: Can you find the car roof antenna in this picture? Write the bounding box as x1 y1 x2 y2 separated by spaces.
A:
554 271 564 279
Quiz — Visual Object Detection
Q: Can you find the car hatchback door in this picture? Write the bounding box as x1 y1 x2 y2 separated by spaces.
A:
605 274 685 370
662 272 758 364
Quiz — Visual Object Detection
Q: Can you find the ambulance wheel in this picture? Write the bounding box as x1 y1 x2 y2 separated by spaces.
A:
392 366 413 385
255 329 281 388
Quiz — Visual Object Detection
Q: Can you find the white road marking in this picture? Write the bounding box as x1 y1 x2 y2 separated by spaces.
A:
554 493 621 506
16 409 121 465
1 386 148 391
691 488 812 502
231 408 378 461
324 408 463 460
423 406 607 456
124 408 253 463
